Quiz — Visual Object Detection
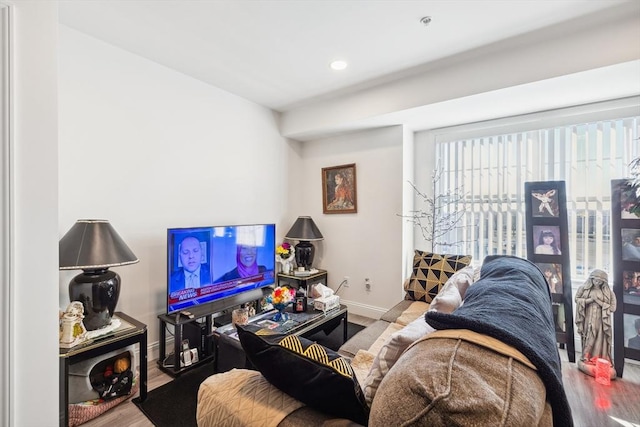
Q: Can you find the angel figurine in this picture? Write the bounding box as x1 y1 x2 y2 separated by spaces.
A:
532 189 557 216
59 301 88 348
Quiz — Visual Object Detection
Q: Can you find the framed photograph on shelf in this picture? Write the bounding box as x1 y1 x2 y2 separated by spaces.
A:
622 228 640 261
624 313 640 350
322 163 357 214
623 270 640 305
532 225 562 255
531 188 559 217
536 262 563 294
616 179 640 219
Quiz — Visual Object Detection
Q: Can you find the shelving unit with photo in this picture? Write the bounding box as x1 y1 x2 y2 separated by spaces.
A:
525 181 575 363
611 178 640 377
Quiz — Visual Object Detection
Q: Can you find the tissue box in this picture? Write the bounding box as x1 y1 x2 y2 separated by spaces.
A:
314 294 340 312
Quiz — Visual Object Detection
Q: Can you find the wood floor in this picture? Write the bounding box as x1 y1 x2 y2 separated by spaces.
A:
82 314 640 427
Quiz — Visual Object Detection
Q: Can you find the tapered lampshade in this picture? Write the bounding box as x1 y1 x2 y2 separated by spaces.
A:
59 220 138 330
285 216 323 270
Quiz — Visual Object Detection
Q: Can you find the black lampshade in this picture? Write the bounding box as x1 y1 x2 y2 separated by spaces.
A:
285 216 323 270
59 220 138 331
59 219 139 270
285 216 324 241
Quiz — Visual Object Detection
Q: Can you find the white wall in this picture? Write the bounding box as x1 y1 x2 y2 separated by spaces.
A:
9 1 59 426
58 26 295 356
57 21 406 360
298 126 404 318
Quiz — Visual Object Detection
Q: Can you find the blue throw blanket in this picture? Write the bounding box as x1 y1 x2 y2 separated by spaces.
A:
425 255 573 427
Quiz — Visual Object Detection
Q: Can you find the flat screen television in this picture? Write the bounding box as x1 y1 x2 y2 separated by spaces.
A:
167 223 276 315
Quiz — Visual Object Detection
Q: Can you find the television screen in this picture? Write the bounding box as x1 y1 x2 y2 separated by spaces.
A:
167 223 276 314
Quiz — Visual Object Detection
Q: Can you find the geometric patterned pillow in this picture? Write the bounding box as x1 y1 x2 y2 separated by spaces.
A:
404 250 472 303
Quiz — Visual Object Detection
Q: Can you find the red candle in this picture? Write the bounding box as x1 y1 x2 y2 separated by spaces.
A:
595 358 610 386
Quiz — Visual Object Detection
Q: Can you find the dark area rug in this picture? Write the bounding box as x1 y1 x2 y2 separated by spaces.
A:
134 321 366 427
307 320 365 351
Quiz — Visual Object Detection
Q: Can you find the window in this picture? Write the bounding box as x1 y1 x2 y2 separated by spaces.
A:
435 115 639 278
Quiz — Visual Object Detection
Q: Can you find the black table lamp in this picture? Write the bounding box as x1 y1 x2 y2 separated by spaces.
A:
59 219 139 331
285 216 324 270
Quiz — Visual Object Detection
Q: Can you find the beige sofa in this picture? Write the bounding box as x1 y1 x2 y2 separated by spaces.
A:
196 251 480 426
196 254 574 426
196 298 429 427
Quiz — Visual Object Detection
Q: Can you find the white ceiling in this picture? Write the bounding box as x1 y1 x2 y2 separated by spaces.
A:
58 0 635 114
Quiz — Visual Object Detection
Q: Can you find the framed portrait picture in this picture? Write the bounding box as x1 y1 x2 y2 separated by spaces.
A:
533 225 562 255
531 188 559 217
622 228 640 261
624 313 640 350
322 163 357 214
623 270 640 305
536 262 563 294
617 180 640 219
623 270 640 294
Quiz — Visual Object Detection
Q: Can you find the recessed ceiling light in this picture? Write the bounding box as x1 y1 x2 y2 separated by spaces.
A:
330 60 348 71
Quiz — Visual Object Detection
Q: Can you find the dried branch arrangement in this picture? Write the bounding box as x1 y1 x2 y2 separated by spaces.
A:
400 165 472 252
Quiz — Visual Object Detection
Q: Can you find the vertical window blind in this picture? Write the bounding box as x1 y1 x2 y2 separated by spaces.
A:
435 116 639 278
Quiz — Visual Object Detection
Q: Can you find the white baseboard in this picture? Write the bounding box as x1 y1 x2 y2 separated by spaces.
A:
339 298 387 320
147 340 163 364
129 340 164 366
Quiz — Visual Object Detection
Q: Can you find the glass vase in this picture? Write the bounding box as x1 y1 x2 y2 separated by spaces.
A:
273 303 289 322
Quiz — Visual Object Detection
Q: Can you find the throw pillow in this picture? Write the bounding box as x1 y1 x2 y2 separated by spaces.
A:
427 265 475 314
365 265 477 406
404 250 472 302
362 312 434 406
236 324 369 425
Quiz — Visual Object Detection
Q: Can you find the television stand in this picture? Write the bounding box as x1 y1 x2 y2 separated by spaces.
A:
157 287 271 376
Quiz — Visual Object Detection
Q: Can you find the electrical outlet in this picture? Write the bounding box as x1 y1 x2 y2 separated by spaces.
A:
344 276 350 287
365 278 371 291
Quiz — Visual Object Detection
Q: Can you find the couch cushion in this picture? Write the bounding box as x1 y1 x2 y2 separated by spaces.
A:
338 320 392 359
236 324 369 425
379 299 415 323
404 250 472 302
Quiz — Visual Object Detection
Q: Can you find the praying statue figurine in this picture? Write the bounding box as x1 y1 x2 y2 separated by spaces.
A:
574 269 617 380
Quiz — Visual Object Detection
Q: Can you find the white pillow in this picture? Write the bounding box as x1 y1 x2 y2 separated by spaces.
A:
362 265 476 406
362 313 434 406
428 265 475 313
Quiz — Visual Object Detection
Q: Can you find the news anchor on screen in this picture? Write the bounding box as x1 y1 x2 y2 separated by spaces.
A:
214 244 266 283
170 235 211 293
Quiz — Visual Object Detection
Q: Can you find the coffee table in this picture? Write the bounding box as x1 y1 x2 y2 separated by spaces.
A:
213 304 348 372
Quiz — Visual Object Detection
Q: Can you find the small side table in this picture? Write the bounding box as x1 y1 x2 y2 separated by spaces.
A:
59 312 147 427
277 269 328 293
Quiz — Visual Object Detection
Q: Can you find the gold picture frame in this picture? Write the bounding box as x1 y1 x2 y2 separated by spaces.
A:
322 163 357 214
